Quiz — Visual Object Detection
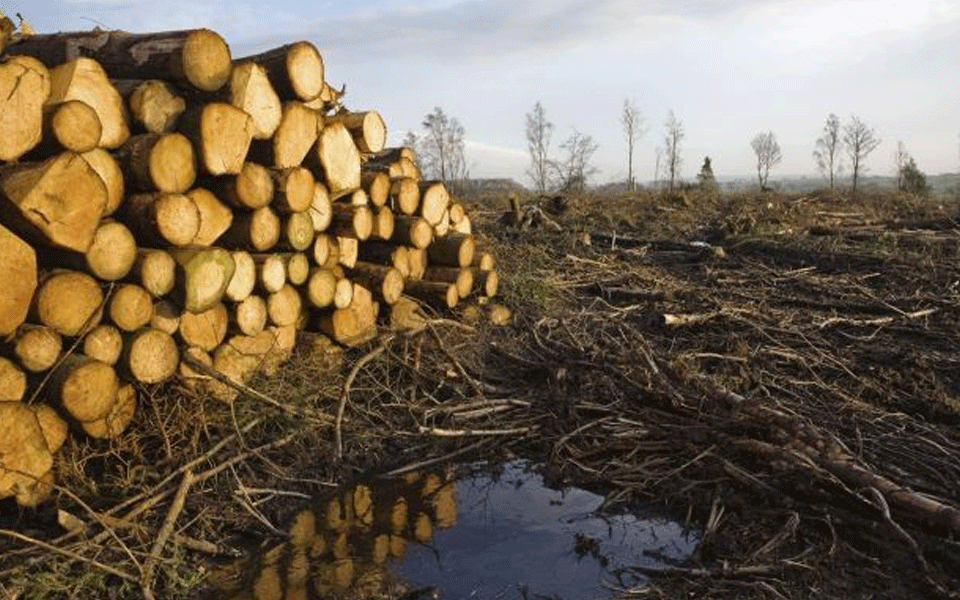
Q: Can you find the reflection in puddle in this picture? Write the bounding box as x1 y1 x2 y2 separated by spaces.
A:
208 460 699 600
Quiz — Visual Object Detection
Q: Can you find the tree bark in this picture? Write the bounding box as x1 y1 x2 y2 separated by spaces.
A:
133 248 176 298
116 132 196 193
237 41 324 101
248 101 318 168
108 283 155 332
180 102 254 176
330 204 373 241
427 233 475 267
327 110 387 154
48 58 129 149
8 28 233 92
114 78 185 134
12 324 62 373
79 148 125 216
121 192 200 247
218 205 281 251
424 266 473 299
357 241 410 277
50 354 119 422
474 269 499 297
224 250 256 302
0 222 37 337
209 161 274 210
188 187 234 246
349 262 404 306
179 302 229 351
169 247 236 313
313 122 361 198
31 270 103 337
150 299 181 335
0 152 107 252
83 323 123 366
228 61 282 139
391 215 433 249
0 55 49 161
403 280 459 310
120 327 179 384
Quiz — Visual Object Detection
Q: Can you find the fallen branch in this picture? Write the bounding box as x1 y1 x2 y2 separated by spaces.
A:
141 470 195 600
417 425 535 437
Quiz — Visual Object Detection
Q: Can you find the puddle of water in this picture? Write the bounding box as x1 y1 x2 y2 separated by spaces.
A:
207 460 699 600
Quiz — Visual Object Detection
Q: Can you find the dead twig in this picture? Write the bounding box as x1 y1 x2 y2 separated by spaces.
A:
336 340 390 459
141 470 195 600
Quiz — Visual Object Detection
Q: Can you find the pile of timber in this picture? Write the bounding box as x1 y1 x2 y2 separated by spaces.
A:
0 23 499 507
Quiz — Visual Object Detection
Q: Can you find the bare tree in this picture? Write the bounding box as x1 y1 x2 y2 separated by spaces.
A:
894 140 909 191
813 113 843 191
409 107 467 186
552 129 599 193
525 101 553 194
751 131 782 190
843 116 881 199
621 98 645 191
662 110 683 192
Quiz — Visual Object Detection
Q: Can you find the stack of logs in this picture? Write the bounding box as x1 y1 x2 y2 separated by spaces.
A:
0 24 498 507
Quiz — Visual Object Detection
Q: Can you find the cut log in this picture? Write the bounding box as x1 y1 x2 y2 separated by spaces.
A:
330 204 373 241
265 324 297 374
121 327 178 384
210 161 274 210
150 299 181 335
286 253 310 286
434 208 451 237
239 41 324 101
0 12 12 53
427 233 475 267
80 220 138 281
308 182 332 232
349 262 404 305
32 404 68 454
314 122 361 198
391 216 433 249
224 250 256 302
117 132 196 193
179 302 229 351
108 283 154 332
32 270 103 337
336 236 359 269
361 171 390 208
271 166 315 213
312 233 335 268
0 223 37 337
255 253 288 294
403 280 459 309
50 354 119 422
47 58 128 148
346 188 369 206
316 284 377 347
0 402 54 505
328 110 386 154
472 251 495 271
389 177 420 215
267 284 303 327
407 248 428 281
451 214 471 235
9 28 232 92
0 152 107 252
248 101 318 168
424 266 473 299
448 202 466 224
370 147 416 164
488 303 511 326
357 241 409 276
12 324 61 373
372 206 395 240
0 55 49 161
169 247 236 313
121 192 199 247
475 269 499 298
306 268 338 308
81 383 136 439
79 148 125 216
115 78 185 134
178 346 212 392
180 102 254 175
334 278 354 310
418 182 450 226
134 248 176 298
234 294 267 336
83 323 123 365
219 205 281 251
188 187 234 246
228 61 282 139
389 296 427 334
40 99 102 153
0 357 27 401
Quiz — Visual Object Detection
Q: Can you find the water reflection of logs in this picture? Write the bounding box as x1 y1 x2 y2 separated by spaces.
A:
210 468 458 599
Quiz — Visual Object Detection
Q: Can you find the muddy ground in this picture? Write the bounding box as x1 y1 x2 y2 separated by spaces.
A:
2 185 960 600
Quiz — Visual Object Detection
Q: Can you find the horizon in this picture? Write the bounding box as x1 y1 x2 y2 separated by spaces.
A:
14 1 960 185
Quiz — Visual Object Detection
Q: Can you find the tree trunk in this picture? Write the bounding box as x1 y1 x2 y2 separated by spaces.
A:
228 61 282 139
180 102 254 175
31 270 103 337
308 182 332 232
120 327 179 384
169 247 236 313
179 302 229 351
150 299 181 335
0 55 49 161
427 233 475 267
133 248 176 298
237 41 324 101
121 192 200 247
108 283 155 332
39 99 102 154
330 204 373 241
117 132 196 193
12 324 62 373
0 357 27 402
114 78 186 134
81 383 136 440
8 28 233 92
248 101 318 168
0 152 108 252
270 166 315 213
423 266 473 300
267 284 303 327
83 323 123 366
362 171 390 207
48 58 129 148
349 262 404 305
0 222 37 337
49 354 119 422
79 148 125 216
224 250 256 302
209 161 275 210
314 122 361 198
234 294 267 336
327 110 387 154
403 280 459 309
218 205 281 251
418 181 450 226
372 206 395 241
188 187 234 246
391 215 433 249
390 178 420 215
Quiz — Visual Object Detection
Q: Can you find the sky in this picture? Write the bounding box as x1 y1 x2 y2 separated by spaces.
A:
7 0 960 185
